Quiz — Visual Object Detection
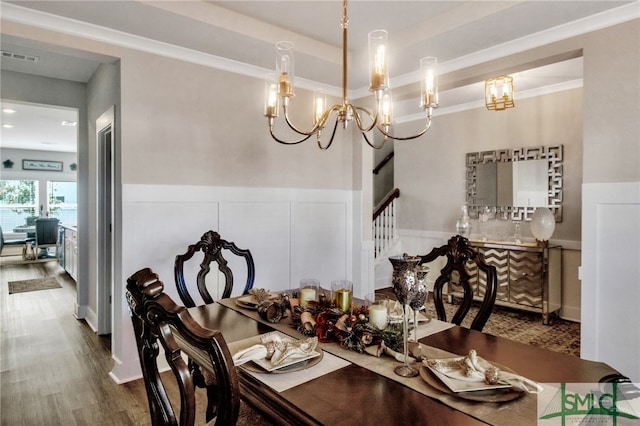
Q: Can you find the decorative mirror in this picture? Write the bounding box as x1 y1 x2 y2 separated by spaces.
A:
465 145 563 221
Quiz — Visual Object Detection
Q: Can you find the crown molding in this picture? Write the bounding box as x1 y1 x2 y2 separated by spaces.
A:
354 2 639 99
1 2 635 102
396 79 583 122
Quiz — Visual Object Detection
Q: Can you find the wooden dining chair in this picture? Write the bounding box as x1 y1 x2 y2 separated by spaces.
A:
126 267 240 425
418 235 498 332
32 217 60 259
174 230 255 308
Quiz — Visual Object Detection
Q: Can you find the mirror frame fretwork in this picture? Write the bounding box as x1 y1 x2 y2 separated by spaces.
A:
466 145 563 222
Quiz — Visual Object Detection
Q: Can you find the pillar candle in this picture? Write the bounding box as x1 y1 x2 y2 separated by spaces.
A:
368 304 388 329
299 288 317 307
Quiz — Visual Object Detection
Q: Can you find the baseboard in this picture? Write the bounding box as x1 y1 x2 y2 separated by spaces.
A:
109 354 142 384
560 305 581 322
84 307 98 332
74 303 87 319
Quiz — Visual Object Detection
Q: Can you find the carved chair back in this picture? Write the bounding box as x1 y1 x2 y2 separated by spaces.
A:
174 231 255 308
126 267 240 425
418 235 498 332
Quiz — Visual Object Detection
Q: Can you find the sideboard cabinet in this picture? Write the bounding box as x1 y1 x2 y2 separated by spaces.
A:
446 240 562 324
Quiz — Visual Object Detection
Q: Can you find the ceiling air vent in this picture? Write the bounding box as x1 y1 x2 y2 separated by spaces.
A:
1 50 40 63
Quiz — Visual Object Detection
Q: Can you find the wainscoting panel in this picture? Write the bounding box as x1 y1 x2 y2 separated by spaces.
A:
113 184 359 383
220 202 291 294
128 200 220 303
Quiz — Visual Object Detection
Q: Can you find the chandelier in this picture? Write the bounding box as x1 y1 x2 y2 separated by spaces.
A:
263 0 438 150
485 75 515 111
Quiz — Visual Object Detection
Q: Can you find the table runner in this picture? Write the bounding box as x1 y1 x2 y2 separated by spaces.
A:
218 297 538 425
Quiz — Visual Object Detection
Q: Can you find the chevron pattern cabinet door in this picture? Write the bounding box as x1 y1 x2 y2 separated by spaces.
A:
478 248 510 301
467 240 562 325
508 250 544 307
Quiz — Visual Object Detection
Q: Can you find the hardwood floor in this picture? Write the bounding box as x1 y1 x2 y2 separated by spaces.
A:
1 262 154 425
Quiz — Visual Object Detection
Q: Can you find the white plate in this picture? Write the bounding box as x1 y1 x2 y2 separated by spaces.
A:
419 366 524 402
231 332 323 373
426 366 512 393
235 294 258 309
250 348 322 373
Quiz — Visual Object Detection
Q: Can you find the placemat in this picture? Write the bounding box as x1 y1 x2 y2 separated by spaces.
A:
228 332 351 392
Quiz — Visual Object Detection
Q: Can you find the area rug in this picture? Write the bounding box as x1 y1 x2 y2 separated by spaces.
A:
8 277 62 294
376 287 581 357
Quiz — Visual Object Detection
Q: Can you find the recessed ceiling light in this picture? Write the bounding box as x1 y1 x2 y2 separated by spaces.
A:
2 124 14 128
61 121 77 127
2 108 16 114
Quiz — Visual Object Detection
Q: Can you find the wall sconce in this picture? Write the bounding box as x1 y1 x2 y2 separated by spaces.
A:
485 75 514 111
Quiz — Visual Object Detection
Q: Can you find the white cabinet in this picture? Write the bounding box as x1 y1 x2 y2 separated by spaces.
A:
63 227 78 281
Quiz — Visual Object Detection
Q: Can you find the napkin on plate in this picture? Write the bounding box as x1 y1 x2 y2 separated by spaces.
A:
249 288 272 303
424 349 543 393
232 332 319 367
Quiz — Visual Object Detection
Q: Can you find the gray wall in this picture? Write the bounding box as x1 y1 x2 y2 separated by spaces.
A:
85 62 120 323
393 19 640 322
395 88 583 242
582 19 640 184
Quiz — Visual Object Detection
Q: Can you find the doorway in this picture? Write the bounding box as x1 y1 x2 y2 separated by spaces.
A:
96 106 115 336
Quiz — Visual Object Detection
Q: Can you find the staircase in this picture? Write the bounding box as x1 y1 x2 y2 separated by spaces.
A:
373 188 401 260
372 188 402 290
372 150 401 289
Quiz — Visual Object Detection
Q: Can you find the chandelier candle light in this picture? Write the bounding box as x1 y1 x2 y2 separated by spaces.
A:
264 0 439 150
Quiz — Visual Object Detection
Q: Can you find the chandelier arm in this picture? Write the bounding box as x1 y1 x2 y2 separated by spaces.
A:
376 116 433 141
361 130 388 150
282 104 342 136
351 104 378 133
282 106 321 136
269 123 315 145
317 118 340 150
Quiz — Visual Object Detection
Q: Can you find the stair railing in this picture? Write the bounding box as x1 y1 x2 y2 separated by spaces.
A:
373 152 394 175
373 188 400 258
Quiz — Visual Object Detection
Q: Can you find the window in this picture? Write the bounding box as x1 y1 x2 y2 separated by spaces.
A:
0 180 38 232
48 181 77 226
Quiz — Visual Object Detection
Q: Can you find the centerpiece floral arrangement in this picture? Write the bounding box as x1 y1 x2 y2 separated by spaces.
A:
289 295 405 355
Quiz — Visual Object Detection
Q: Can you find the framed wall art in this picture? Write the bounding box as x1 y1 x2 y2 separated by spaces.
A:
22 159 63 172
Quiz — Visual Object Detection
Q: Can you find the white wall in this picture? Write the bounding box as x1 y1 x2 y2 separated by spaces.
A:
581 182 640 382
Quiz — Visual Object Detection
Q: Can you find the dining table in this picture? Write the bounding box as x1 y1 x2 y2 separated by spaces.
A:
13 225 36 237
186 294 621 426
